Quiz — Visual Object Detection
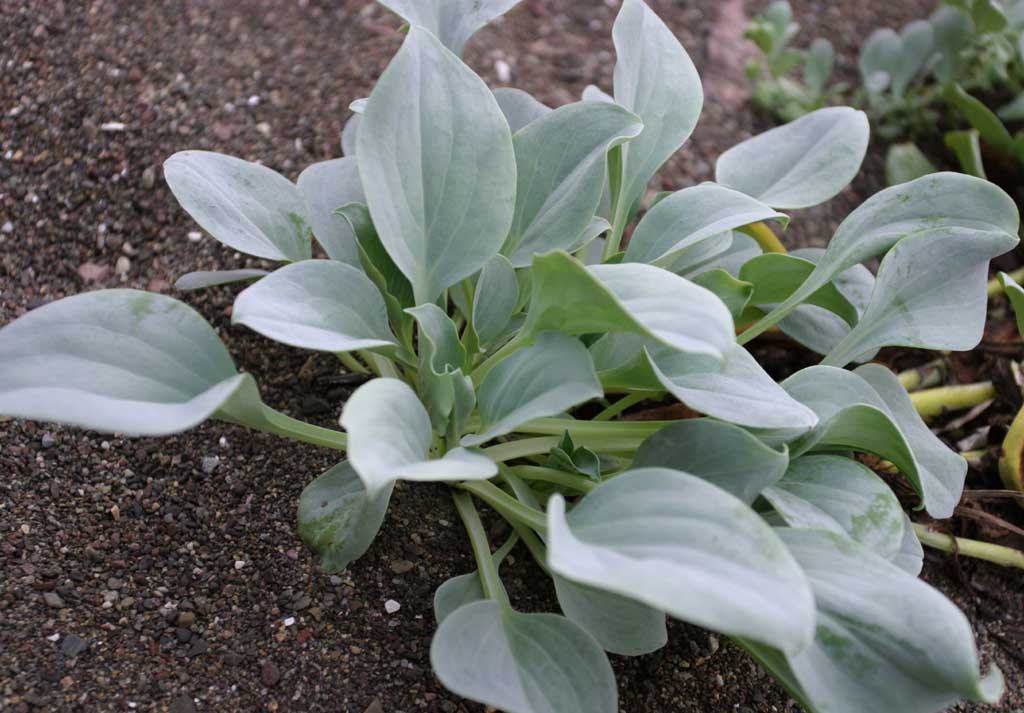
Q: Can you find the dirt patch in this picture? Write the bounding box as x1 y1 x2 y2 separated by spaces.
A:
1 1 1022 711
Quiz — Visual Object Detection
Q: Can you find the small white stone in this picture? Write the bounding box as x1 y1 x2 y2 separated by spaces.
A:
115 256 131 275
201 455 220 474
384 599 401 614
283 616 295 627
234 560 245 570
46 633 60 642
187 230 203 242
1 221 12 234
100 122 126 132
495 59 511 83
247 95 261 107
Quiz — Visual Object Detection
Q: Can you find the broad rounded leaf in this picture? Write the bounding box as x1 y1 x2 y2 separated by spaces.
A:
885 143 937 186
611 0 703 218
431 600 617 713
623 183 787 266
0 290 266 435
341 378 496 497
462 332 601 446
547 468 815 655
858 28 900 93
632 419 789 504
505 101 643 267
715 107 869 210
762 455 905 559
357 27 516 304
297 461 392 574
553 575 667 656
164 151 312 262
434 572 485 625
378 0 523 56
493 87 552 133
232 260 397 353
296 157 364 264
891 20 935 96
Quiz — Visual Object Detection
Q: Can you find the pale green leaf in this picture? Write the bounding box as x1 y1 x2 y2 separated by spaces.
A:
407 304 473 432
493 87 551 133
174 269 268 291
998 271 1024 337
377 0 523 56
892 512 924 576
859 28 900 92
885 143 937 186
296 157 364 264
472 254 520 349
553 575 667 656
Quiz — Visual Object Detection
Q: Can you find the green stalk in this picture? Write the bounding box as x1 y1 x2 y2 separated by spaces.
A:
505 519 552 575
365 352 400 379
452 491 510 605
483 437 561 463
739 221 787 254
910 382 995 419
259 407 348 451
511 465 597 493
913 523 1024 570
897 358 946 392
593 391 653 421
458 480 548 534
600 145 627 262
513 417 668 440
336 351 370 375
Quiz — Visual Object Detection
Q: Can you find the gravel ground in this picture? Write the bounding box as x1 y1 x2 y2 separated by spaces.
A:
1 1 1022 711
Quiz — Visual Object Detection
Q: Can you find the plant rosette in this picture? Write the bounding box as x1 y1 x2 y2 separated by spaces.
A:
0 1 1019 711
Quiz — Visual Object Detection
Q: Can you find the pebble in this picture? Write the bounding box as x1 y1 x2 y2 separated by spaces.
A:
187 230 203 242
186 638 208 658
141 166 156 189
389 560 414 574
283 617 295 627
43 592 65 609
1 221 12 233
177 611 196 628
100 121 127 132
201 455 220 474
384 599 401 614
60 634 88 657
261 661 281 688
328 575 343 586
247 95 261 106
233 560 245 570
40 433 55 448
364 701 384 713
495 59 511 82
114 256 131 275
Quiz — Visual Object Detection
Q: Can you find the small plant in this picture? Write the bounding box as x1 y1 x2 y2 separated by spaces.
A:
1 1 1020 710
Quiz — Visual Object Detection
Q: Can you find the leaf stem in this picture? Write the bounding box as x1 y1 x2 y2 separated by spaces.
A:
451 491 510 605
505 519 552 575
988 266 1024 297
335 351 370 375
909 382 995 419
593 391 653 421
513 416 668 440
510 465 597 493
470 335 526 385
740 221 788 254
457 480 548 534
912 523 1024 570
258 407 348 450
483 437 561 463
897 358 946 392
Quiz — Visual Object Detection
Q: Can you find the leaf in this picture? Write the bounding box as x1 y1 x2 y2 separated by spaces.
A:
553 575 667 656
622 183 787 266
163 151 312 262
340 378 496 497
431 600 617 713
357 27 516 304
997 91 1024 121
646 344 819 431
973 0 1009 33
470 255 520 349
741 172 1019 342
523 250 735 361
762 455 905 559
341 113 360 156
822 228 1018 367
753 529 1004 713
885 143 937 186
782 365 967 518
892 511 924 576
858 28 900 93
582 84 614 103
715 107 869 210
174 269 269 291
407 304 473 433
504 102 643 267
377 0 522 56
0 289 273 435
944 84 1014 153
998 271 1024 337
946 129 987 178
930 5 973 81
890 20 935 96
632 419 789 503
232 260 397 353
802 38 833 94
691 269 754 319
297 461 392 573
547 468 815 654
739 253 859 327
462 332 601 446
611 0 703 221
493 87 551 133
434 572 485 626
296 157 364 264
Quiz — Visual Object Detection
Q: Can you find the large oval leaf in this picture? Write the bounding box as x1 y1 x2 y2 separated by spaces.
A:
553 575 667 657
357 27 516 304
623 183 787 266
632 419 789 504
0 289 268 435
547 468 815 655
164 151 312 262
232 260 397 353
754 529 1004 713
340 378 496 497
523 251 735 361
296 157 364 264
378 0 523 56
431 600 617 713
504 102 643 267
762 455 905 559
611 0 703 221
297 461 393 574
715 107 869 210
462 332 601 446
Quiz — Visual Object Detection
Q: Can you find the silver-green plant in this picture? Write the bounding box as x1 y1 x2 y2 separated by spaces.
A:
0 1 1019 710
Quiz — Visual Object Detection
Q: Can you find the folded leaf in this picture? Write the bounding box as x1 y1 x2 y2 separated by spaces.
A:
297 461 392 573
998 271 1024 337
691 269 754 319
232 260 397 353
739 253 859 327
341 378 496 497
407 304 474 433
462 332 601 446
505 102 643 267
547 468 815 655
762 455 905 559
296 157 364 264
357 27 516 304
377 0 522 56
174 269 268 291
472 254 520 348
493 87 551 133
623 183 786 266
164 151 312 262
716 107 869 209
431 600 617 713
632 419 789 503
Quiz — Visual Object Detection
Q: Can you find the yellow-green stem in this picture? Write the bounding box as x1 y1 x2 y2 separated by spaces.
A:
988 266 1024 297
451 491 509 604
511 465 597 493
910 382 995 419
458 480 548 533
593 391 654 421
740 221 788 254
336 351 370 375
913 523 1024 570
897 359 946 392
